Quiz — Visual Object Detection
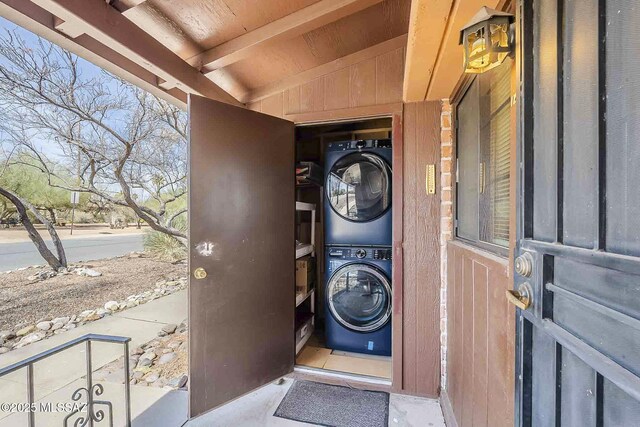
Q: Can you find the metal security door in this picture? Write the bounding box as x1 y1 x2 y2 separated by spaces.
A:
188 95 295 418
514 0 640 425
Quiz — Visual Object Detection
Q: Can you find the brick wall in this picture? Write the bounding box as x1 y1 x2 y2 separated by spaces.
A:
439 99 454 389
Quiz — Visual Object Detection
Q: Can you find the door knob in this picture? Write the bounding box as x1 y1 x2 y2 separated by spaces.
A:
193 267 207 279
514 253 534 277
506 282 532 310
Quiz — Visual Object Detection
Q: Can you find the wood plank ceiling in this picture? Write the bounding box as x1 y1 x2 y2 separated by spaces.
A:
124 0 411 103
0 0 411 107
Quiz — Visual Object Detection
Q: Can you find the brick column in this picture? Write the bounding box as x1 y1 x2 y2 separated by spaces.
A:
439 99 454 389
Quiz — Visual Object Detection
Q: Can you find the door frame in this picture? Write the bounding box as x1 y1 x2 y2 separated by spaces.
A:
514 0 533 425
291 107 405 392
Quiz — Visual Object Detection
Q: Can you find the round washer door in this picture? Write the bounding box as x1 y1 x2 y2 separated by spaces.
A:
327 264 392 332
326 152 391 222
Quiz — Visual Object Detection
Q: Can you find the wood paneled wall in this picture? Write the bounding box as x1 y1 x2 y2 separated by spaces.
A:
397 101 442 397
247 46 405 122
443 240 515 427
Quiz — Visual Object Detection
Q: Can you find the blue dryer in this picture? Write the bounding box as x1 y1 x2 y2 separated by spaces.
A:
325 246 392 357
325 139 392 246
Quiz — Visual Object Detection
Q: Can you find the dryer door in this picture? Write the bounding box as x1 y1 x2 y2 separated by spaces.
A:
327 264 391 332
326 152 391 222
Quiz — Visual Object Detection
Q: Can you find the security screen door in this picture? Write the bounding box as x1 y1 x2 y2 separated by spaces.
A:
188 95 295 417
515 0 640 425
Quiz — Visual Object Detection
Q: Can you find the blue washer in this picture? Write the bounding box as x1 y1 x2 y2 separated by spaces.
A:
324 246 392 357
324 139 392 246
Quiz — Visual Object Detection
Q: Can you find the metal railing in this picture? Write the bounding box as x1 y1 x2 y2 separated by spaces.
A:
0 333 132 427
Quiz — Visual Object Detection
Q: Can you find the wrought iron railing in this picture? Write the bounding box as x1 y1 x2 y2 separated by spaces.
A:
0 333 132 427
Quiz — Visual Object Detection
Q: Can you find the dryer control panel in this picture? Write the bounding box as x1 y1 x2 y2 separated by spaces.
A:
372 249 392 260
327 247 392 260
326 139 392 152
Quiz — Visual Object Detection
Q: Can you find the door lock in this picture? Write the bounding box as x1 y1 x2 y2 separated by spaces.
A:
193 267 208 280
506 282 532 310
514 252 534 277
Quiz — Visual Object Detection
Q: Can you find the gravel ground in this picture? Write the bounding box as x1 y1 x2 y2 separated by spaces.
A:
94 321 189 390
0 256 187 330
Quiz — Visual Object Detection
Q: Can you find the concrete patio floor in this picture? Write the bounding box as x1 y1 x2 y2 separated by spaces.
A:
186 377 446 427
0 378 188 426
1 291 445 427
0 290 188 425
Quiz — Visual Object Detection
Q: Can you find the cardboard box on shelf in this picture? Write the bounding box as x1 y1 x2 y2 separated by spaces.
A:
296 256 316 293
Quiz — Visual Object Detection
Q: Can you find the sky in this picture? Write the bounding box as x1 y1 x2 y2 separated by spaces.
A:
0 16 107 84
0 16 150 199
0 16 112 160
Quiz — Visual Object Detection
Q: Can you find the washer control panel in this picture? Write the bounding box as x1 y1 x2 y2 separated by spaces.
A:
328 247 392 261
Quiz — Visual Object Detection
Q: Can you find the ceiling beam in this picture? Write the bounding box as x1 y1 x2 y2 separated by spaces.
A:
109 0 147 13
0 0 188 107
243 34 408 103
424 0 500 100
403 0 454 102
119 1 202 60
28 0 242 106
186 0 384 74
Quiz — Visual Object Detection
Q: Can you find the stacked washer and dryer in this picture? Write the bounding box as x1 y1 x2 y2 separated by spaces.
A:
324 139 393 357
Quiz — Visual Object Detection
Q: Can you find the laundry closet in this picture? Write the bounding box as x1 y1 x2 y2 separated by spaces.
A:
189 92 442 414
293 118 394 382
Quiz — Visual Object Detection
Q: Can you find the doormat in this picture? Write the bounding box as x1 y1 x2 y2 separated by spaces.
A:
273 380 389 427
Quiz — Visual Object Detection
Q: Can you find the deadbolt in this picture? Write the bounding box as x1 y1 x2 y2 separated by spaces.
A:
193 267 207 280
514 252 534 277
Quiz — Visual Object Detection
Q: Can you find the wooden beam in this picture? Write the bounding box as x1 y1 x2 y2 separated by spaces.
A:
186 0 384 73
28 0 242 106
109 0 147 13
403 0 454 102
120 1 202 60
243 34 408 103
0 0 187 107
53 16 85 37
425 0 500 100
285 102 402 124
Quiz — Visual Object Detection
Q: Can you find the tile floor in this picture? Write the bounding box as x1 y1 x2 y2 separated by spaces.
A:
296 330 393 379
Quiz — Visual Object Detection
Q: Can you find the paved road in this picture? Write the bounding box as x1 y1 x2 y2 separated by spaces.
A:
0 234 144 271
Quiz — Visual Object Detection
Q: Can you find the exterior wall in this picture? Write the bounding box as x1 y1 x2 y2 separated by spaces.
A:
247 45 405 122
399 101 442 398
439 100 454 387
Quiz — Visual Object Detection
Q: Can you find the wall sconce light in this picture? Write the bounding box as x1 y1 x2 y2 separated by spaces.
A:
459 6 515 74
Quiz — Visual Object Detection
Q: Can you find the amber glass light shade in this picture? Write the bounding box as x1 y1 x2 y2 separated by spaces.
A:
460 8 514 74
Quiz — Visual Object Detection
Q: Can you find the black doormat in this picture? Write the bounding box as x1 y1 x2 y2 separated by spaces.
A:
273 380 389 427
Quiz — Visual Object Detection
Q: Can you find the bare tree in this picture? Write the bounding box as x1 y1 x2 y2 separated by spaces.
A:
0 157 67 270
0 187 67 270
0 30 188 244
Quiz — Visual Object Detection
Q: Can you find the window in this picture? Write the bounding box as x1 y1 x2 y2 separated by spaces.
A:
456 57 512 251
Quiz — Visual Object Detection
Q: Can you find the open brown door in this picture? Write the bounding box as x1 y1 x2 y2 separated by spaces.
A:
188 95 295 417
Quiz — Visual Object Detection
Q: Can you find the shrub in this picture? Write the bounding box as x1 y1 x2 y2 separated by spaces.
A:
143 214 187 262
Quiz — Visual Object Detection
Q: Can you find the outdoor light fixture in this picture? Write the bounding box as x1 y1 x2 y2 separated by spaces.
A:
459 6 514 74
